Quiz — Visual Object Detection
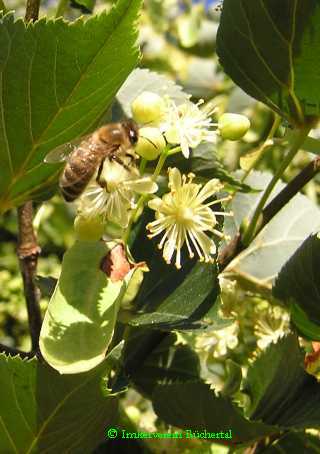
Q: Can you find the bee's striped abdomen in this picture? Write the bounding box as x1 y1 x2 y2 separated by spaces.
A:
59 145 101 202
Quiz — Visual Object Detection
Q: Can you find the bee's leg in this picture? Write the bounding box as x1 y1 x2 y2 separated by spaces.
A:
125 152 137 164
110 154 130 171
96 158 107 187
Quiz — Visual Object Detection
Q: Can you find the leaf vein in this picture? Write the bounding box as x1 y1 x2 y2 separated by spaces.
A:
6 0 138 193
0 23 13 175
53 38 60 109
11 371 34 436
239 1 289 91
260 0 291 47
0 415 19 453
25 373 95 453
27 41 37 143
219 41 283 116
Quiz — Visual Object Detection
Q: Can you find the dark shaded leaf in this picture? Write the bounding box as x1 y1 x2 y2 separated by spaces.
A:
152 381 276 444
129 261 219 330
125 332 200 397
0 354 117 453
290 303 320 341
244 334 320 429
261 432 320 454
273 234 320 326
128 210 220 330
217 0 320 126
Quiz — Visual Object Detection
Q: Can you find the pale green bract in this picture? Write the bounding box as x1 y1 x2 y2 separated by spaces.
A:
40 240 132 374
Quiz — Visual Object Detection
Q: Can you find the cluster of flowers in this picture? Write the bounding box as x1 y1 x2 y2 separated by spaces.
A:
75 91 250 269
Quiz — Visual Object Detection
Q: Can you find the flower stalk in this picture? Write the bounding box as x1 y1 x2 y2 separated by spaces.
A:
240 114 281 183
241 124 312 246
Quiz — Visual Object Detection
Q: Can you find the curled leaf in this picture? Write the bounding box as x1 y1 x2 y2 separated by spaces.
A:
40 241 130 374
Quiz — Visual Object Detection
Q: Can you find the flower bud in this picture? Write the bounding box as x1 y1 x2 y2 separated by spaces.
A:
218 113 250 141
74 215 104 241
135 127 166 160
131 91 166 125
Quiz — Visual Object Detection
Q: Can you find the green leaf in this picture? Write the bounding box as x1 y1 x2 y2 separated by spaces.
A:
152 382 276 444
220 359 242 397
217 0 320 126
290 303 320 341
0 354 118 453
301 136 320 155
0 0 141 213
124 332 200 397
223 171 320 293
129 261 219 330
39 240 126 374
273 233 320 327
125 210 220 330
244 334 320 428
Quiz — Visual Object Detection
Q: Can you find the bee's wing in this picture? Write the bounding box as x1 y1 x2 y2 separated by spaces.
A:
44 143 75 163
44 134 92 164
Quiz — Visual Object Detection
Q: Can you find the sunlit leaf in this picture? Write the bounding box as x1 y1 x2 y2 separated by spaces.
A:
39 240 126 374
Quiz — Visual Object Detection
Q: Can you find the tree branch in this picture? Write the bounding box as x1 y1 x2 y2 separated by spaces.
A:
25 0 40 21
17 202 42 352
261 156 320 228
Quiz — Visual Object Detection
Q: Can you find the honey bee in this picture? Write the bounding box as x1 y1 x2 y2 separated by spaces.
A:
45 120 139 202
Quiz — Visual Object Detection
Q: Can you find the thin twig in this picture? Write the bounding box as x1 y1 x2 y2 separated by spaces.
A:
17 202 42 352
0 343 36 359
25 0 40 21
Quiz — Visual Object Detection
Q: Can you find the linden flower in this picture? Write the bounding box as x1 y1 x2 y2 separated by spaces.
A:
147 167 231 269
195 322 239 358
255 306 290 350
162 98 218 158
77 158 158 228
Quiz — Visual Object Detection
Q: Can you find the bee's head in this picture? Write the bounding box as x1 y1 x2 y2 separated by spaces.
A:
123 119 139 145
